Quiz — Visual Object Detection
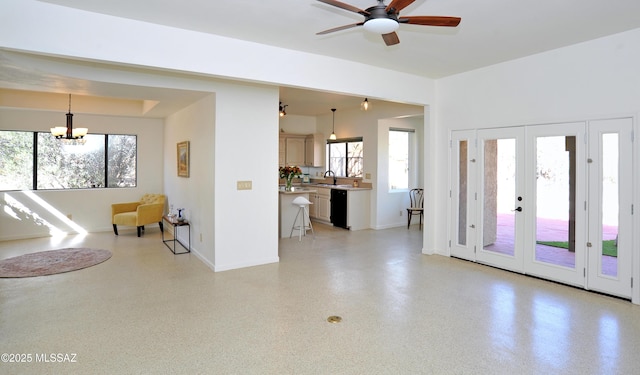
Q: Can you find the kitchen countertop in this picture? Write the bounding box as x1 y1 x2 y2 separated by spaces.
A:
307 183 372 191
278 184 372 193
278 188 317 194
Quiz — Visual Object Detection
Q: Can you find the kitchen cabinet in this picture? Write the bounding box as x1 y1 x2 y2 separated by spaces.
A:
346 190 370 231
308 192 317 218
279 133 324 168
310 187 331 223
305 133 324 167
285 137 305 166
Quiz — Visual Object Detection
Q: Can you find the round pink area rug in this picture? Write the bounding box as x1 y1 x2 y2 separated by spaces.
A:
0 248 112 278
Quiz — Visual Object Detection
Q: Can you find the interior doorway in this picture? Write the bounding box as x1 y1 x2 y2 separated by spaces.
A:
449 118 633 299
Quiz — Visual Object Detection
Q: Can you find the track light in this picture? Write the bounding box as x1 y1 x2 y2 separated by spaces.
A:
279 102 288 117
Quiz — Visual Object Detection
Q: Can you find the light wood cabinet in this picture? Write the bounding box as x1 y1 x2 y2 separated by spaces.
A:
304 133 324 167
314 188 331 223
285 137 305 166
308 192 318 218
279 133 324 168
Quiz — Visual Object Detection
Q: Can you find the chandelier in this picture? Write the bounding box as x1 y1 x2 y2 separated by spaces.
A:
50 94 88 141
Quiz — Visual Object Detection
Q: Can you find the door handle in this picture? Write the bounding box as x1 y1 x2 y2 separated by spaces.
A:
512 207 523 212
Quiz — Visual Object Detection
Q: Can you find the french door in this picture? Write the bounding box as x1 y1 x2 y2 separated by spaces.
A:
522 123 587 287
449 118 633 299
474 127 526 271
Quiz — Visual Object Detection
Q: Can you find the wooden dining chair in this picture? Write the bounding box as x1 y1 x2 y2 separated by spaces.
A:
407 188 424 229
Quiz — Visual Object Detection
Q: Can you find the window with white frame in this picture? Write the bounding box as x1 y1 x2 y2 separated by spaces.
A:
326 137 363 177
389 128 415 190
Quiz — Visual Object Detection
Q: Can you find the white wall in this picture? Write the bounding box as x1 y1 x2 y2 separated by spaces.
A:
279 114 316 134
0 0 435 107
163 84 280 272
0 0 434 269
376 116 424 229
164 94 216 264
0 108 163 240
213 82 280 271
433 28 640 299
314 102 425 229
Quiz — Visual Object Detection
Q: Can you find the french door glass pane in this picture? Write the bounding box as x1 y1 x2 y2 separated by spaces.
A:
601 133 618 277
458 140 467 246
534 136 575 269
482 139 515 256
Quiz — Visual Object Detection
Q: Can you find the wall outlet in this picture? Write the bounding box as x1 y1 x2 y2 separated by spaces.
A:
237 180 252 190
200 233 202 242
399 210 403 217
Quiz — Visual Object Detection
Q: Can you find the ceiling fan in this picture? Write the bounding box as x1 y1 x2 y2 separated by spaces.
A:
316 0 461 46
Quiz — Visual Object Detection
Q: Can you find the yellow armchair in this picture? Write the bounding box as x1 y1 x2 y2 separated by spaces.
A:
112 194 166 237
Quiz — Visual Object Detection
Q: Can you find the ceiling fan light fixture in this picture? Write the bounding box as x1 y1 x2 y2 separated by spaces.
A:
363 18 398 34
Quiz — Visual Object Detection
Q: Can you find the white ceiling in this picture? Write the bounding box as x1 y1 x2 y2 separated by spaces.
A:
40 0 640 78
3 0 640 116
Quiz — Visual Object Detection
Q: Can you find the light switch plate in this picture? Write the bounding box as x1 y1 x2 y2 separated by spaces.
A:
237 180 252 190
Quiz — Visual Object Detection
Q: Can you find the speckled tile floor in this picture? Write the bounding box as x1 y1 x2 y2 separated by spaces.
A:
1 224 639 374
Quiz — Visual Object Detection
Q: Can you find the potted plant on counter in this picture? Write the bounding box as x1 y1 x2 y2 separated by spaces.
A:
279 165 302 191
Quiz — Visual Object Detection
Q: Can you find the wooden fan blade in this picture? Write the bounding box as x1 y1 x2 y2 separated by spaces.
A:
317 0 370 16
316 22 363 35
382 32 400 46
399 16 461 27
385 0 415 13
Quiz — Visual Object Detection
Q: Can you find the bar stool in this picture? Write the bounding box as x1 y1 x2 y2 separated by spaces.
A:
289 196 315 241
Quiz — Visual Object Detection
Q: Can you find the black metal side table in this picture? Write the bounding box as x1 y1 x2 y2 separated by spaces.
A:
162 215 191 254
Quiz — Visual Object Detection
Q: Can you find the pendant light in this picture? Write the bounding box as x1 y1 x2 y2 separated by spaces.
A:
329 108 337 140
360 98 371 111
50 94 88 141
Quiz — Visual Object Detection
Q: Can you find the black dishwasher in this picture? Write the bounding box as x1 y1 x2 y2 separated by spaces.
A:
331 189 348 229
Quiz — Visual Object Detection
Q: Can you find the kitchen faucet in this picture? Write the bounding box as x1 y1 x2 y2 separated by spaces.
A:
324 170 337 185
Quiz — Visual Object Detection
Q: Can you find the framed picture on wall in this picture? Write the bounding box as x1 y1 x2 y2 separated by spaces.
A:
177 141 190 177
